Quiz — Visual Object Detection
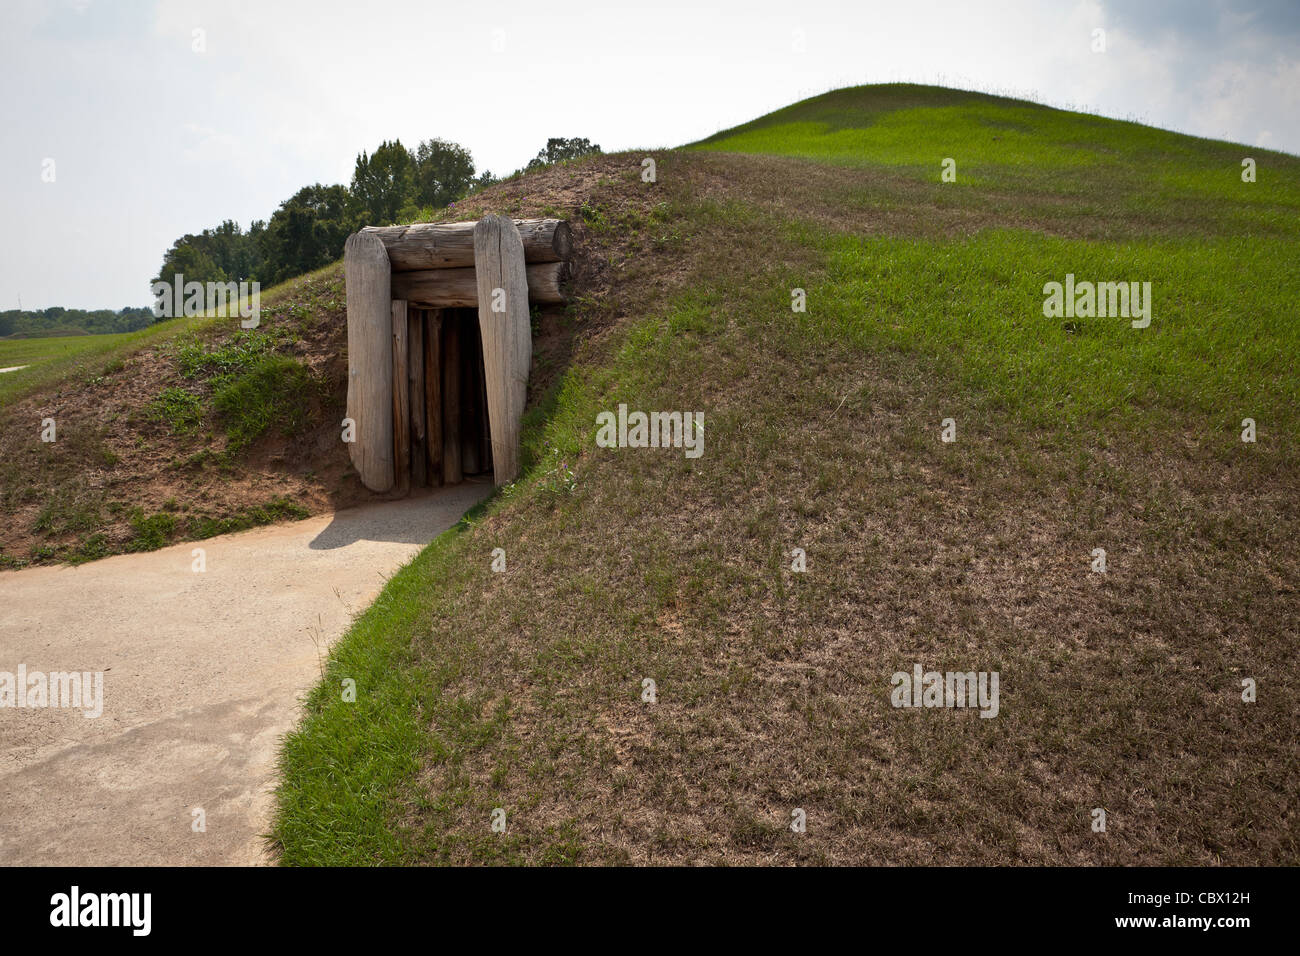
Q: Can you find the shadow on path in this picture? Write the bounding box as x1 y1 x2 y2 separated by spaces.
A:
308 480 493 550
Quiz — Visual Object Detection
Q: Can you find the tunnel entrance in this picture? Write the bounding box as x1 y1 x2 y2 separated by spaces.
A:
401 306 492 492
344 216 572 493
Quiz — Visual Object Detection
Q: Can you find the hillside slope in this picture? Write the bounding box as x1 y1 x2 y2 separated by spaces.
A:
0 175 607 566
269 85 1298 865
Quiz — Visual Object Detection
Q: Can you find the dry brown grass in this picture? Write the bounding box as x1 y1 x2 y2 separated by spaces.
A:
400 294 1295 865
0 269 358 564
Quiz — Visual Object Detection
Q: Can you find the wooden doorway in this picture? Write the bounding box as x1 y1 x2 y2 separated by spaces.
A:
396 306 492 494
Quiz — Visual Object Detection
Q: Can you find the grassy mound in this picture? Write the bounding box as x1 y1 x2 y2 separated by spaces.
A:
271 86 1300 864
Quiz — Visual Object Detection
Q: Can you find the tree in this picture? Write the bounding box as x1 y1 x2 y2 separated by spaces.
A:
153 238 228 289
259 184 353 285
148 134 491 303
411 138 476 210
526 137 601 171
206 219 263 282
349 139 415 225
152 220 261 298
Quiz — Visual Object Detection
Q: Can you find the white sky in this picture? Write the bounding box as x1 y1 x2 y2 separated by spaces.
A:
2 0 1297 310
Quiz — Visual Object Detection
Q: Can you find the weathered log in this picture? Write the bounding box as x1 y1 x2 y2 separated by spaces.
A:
423 310 443 486
391 300 411 497
441 313 463 485
474 215 532 485
392 261 566 308
408 309 427 488
461 324 481 476
363 218 571 271
478 343 493 476
344 232 393 492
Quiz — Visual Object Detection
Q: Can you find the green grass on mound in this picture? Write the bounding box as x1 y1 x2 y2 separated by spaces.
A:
694 85 1300 239
814 231 1297 436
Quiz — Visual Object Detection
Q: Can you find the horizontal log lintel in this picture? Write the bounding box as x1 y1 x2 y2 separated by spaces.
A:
392 261 567 308
362 218 571 271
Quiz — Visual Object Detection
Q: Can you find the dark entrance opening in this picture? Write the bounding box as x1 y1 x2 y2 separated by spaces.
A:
404 306 492 490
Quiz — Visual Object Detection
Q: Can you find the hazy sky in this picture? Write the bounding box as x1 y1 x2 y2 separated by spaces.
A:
2 0 1297 310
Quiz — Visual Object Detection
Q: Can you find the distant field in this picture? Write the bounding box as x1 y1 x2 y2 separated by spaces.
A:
0 323 188 407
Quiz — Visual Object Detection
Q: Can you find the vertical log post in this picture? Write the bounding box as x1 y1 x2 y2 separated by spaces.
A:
461 322 481 476
441 313 463 485
408 308 427 488
424 310 443 486
478 344 493 475
391 299 411 497
473 215 532 485
344 232 394 492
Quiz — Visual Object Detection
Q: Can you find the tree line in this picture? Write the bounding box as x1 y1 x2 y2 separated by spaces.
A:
0 306 158 338
6 138 600 339
151 136 600 295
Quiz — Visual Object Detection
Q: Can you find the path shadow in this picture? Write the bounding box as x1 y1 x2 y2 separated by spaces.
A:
308 480 493 551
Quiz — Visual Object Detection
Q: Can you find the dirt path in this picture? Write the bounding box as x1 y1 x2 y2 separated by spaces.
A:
0 483 491 866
